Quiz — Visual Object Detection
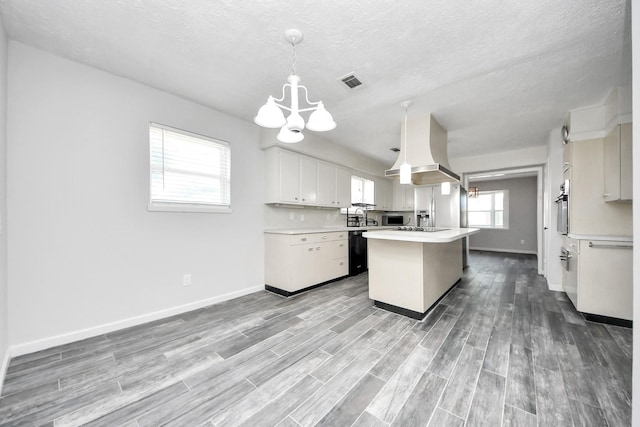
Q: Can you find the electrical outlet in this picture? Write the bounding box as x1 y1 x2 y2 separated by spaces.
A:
183 274 192 286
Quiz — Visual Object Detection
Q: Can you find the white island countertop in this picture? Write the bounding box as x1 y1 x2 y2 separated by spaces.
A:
264 226 396 235
363 227 480 243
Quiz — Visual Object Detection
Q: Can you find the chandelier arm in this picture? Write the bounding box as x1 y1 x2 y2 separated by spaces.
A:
298 84 321 108
271 83 291 103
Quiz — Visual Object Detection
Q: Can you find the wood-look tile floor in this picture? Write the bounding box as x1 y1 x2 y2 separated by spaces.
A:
0 251 632 426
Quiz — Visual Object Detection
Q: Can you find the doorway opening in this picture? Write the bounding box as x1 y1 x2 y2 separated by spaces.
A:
463 165 545 275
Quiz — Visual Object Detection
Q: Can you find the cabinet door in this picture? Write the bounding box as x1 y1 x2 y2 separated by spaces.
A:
291 243 320 289
393 181 414 211
299 156 318 205
374 178 392 211
405 186 415 210
279 150 300 203
336 167 351 208
603 125 621 202
317 161 337 207
620 123 632 200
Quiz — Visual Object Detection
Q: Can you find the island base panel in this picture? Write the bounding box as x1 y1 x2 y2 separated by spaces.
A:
374 279 460 320
368 239 462 314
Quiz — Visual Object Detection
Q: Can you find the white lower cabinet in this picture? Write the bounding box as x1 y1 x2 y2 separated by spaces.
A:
265 232 348 294
562 237 633 321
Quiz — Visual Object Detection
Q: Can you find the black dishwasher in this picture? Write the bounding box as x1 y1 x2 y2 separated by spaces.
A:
349 230 368 276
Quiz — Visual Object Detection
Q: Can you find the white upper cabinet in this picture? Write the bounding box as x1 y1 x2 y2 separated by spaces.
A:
603 123 632 202
277 149 301 203
299 156 318 205
317 161 336 207
393 181 414 211
374 178 393 211
336 167 351 208
317 162 351 208
265 147 352 208
265 147 317 205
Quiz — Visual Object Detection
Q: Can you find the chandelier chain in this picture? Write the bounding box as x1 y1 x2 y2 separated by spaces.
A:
290 38 297 76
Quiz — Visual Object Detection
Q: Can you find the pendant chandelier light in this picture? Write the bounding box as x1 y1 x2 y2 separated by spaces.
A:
399 100 412 184
254 29 336 143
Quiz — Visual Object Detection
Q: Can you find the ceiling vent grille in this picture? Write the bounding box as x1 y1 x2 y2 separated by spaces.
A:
338 73 364 90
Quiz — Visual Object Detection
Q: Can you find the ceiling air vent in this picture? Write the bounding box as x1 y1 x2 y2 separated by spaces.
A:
338 72 364 90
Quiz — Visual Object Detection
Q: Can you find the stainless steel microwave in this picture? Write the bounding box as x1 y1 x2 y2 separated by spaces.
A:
382 215 407 226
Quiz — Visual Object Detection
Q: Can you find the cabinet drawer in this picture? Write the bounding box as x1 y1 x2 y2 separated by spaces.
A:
291 232 347 245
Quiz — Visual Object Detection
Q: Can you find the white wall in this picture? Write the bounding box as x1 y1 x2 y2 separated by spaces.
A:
544 127 565 291
468 177 538 254
450 145 547 174
6 43 265 353
0 18 9 392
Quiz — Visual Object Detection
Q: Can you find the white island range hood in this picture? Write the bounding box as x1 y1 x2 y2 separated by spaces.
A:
385 114 459 185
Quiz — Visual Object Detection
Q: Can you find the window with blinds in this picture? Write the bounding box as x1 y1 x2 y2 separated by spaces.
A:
149 123 231 212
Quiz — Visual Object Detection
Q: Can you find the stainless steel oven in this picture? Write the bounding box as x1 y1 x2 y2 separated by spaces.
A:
555 180 569 235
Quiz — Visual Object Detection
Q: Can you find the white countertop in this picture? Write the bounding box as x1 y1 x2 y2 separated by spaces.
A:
567 233 633 242
264 226 396 235
363 228 480 243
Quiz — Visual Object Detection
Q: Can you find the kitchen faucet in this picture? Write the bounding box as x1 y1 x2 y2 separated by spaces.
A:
353 207 367 227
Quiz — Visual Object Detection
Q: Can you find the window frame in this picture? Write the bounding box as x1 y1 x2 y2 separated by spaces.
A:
148 122 231 213
468 189 509 229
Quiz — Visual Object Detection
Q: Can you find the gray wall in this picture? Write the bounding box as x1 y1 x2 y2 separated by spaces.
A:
469 176 538 254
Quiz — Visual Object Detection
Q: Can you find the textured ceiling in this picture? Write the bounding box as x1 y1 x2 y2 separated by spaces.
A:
0 0 632 166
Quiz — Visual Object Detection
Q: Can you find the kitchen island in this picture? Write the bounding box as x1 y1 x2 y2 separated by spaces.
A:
363 228 480 319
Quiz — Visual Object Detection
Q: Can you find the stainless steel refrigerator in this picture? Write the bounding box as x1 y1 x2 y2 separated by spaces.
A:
414 183 469 268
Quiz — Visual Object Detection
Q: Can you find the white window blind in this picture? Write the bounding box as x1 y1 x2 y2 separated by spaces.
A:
149 123 231 212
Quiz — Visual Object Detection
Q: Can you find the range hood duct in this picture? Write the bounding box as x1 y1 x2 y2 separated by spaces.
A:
385 114 460 185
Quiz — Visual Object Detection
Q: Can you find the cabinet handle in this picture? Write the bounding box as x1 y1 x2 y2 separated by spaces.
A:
295 197 298 200
339 243 344 247
301 237 307 241
603 194 611 197
308 247 314 251
302 198 305 201
316 247 321 250
322 236 327 239
339 262 344 265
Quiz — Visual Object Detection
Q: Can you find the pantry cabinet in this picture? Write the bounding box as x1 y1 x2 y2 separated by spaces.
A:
603 123 632 202
265 231 349 295
563 137 632 236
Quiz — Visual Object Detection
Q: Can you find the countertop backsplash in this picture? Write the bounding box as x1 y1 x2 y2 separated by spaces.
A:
264 205 382 230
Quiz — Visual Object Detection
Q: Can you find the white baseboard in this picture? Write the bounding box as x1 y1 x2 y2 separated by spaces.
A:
470 247 538 255
0 345 10 396
10 284 264 357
